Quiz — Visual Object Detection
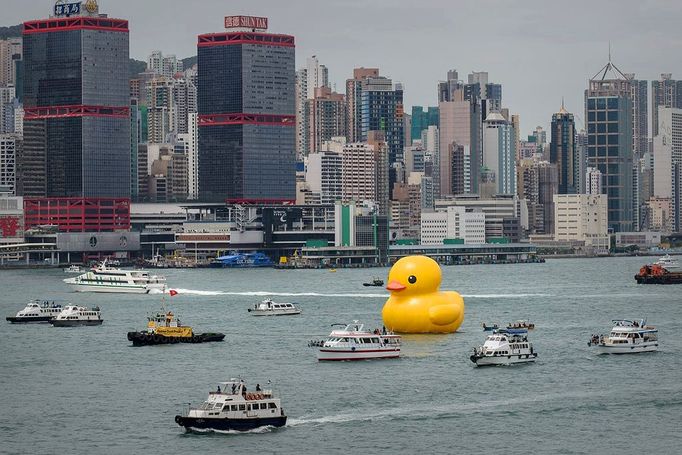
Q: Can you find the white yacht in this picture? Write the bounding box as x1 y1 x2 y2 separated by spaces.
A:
175 379 287 432
311 321 401 361
588 319 658 354
654 254 679 270
50 305 103 327
63 260 166 294
247 299 301 316
6 300 63 323
470 329 537 366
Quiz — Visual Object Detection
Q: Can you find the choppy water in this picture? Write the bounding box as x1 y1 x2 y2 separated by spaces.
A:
1 257 680 454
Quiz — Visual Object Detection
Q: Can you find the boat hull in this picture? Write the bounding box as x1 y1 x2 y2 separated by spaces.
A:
175 415 286 432
318 348 400 361
50 319 103 327
127 332 225 346
592 343 658 354
470 353 537 366
64 282 166 294
248 310 301 316
635 273 682 284
6 316 55 324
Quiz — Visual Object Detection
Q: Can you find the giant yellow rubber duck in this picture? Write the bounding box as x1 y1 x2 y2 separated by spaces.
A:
382 255 464 333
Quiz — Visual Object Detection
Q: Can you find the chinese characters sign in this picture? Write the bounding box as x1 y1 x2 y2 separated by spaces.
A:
224 16 268 30
54 1 82 17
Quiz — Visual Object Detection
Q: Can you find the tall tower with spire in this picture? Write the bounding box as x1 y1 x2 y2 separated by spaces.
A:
550 99 576 194
584 58 634 232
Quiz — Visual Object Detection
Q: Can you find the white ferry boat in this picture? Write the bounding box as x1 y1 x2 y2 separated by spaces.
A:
63 260 166 294
588 319 658 354
654 254 679 270
6 300 63 323
247 299 301 316
50 305 103 327
312 321 401 361
470 329 537 366
175 379 286 432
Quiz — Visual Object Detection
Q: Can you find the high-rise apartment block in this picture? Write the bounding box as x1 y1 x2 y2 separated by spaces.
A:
197 16 296 203
295 55 328 156
21 4 130 197
0 134 20 194
554 194 609 251
147 51 183 78
652 107 682 232
0 38 22 88
307 87 346 155
340 132 389 216
410 106 439 142
651 73 682 137
360 76 404 165
585 60 633 232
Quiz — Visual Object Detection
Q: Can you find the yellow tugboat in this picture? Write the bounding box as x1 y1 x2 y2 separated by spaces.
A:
127 310 225 346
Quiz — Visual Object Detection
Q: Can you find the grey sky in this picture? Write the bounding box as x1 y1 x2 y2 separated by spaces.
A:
6 0 682 135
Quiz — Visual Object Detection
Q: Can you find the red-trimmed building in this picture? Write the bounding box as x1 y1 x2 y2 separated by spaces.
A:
23 197 130 232
20 6 130 199
197 16 296 203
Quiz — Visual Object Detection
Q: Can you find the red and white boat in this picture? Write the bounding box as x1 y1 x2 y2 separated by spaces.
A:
313 321 401 361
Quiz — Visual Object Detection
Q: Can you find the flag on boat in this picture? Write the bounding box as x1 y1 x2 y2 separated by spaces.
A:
169 289 178 296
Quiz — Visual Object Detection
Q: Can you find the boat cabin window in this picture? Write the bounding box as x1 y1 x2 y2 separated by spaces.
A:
230 405 238 411
372 338 380 343
239 404 246 411
268 402 277 409
362 338 372 343
260 403 267 410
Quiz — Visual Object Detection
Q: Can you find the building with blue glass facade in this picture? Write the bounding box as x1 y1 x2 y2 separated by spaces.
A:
197 22 296 203
585 62 634 233
360 77 404 166
21 10 130 198
410 106 438 142
550 103 576 194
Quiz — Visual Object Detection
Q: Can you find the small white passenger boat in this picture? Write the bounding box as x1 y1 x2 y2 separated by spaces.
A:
50 305 103 327
312 321 401 361
654 254 679 270
247 299 301 316
175 378 287 432
470 329 537 366
6 300 63 323
588 319 658 354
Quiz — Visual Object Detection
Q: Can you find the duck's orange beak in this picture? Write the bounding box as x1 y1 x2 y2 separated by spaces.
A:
386 280 406 291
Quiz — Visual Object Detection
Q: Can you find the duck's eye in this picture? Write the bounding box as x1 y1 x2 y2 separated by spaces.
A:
408 275 417 284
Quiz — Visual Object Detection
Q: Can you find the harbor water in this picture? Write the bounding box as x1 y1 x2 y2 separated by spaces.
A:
1 257 680 454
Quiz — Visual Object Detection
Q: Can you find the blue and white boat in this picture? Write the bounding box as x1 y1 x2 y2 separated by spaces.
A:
209 252 274 268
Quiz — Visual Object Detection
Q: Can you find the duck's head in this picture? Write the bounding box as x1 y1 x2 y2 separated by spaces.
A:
386 255 442 296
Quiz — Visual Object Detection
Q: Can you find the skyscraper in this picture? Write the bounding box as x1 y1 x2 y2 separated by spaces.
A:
21 4 130 197
652 107 682 232
197 16 296 203
345 67 379 143
410 106 439 142
295 55 328 157
651 73 682 137
360 76 404 167
307 87 346 154
585 60 634 232
550 102 576 194
482 112 516 196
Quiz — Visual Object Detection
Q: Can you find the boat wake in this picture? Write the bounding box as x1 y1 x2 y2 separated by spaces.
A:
287 390 619 427
168 289 550 299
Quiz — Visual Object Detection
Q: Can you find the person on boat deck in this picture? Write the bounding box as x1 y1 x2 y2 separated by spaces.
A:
231 384 237 394
217 386 221 393
242 386 247 395
256 384 261 392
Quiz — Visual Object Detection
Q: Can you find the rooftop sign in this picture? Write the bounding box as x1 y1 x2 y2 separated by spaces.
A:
224 15 268 30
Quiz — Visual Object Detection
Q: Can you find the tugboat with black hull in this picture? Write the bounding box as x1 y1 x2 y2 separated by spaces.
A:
6 300 63 324
50 305 103 327
127 309 225 346
362 278 384 287
175 378 287 432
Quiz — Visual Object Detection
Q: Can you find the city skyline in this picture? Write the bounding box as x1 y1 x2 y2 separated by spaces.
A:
3 0 682 133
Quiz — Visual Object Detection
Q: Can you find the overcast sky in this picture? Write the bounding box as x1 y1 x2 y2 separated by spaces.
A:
6 0 682 134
